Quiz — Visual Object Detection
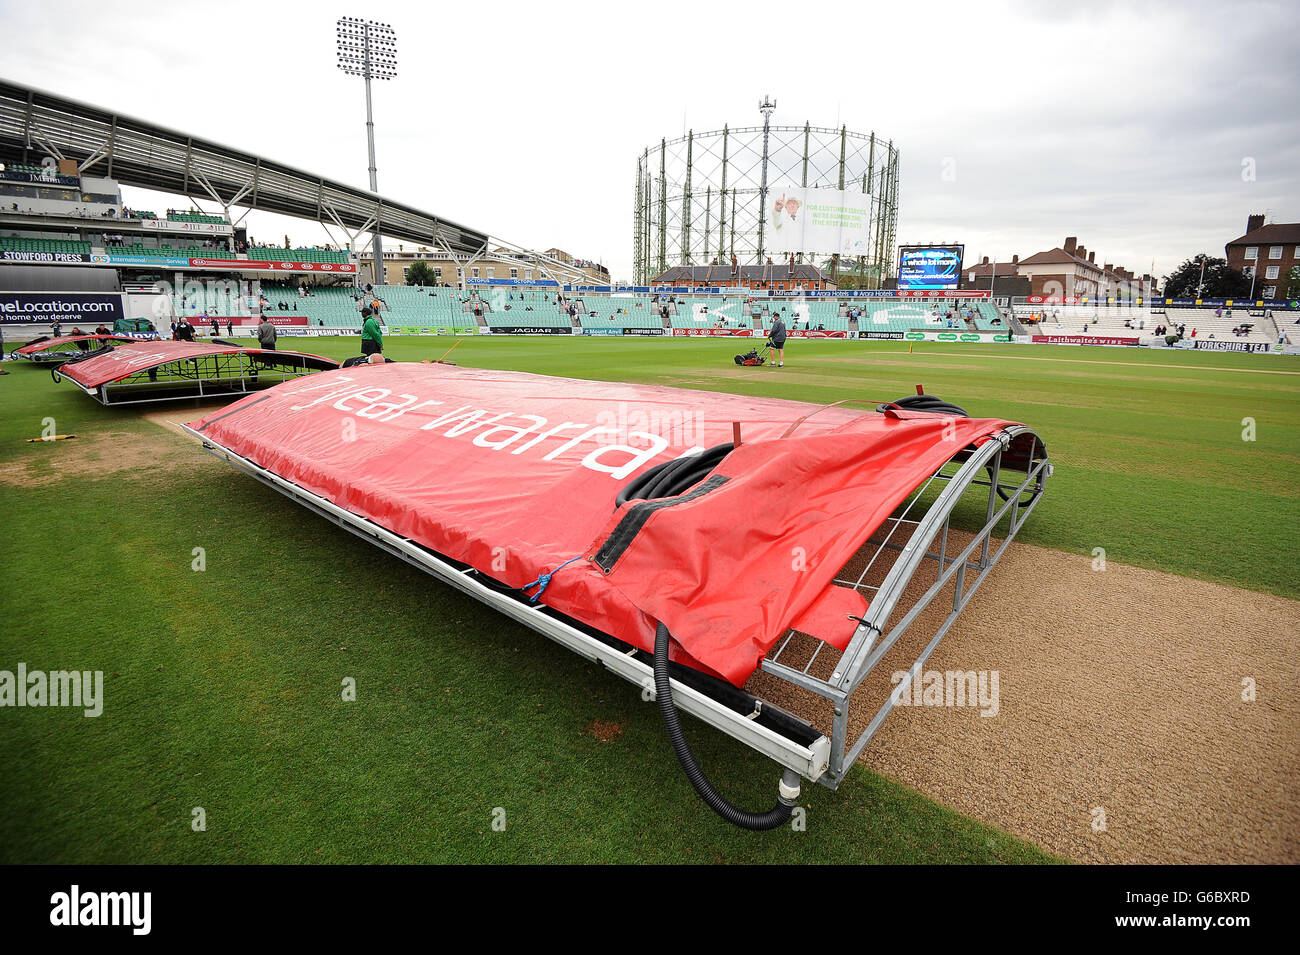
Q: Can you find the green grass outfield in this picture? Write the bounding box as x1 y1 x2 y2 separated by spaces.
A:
1 335 1296 864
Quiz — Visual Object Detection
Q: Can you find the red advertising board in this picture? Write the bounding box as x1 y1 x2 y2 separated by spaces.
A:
1031 334 1138 346
1026 295 1085 305
192 316 309 327
787 329 848 339
188 258 356 274
893 290 990 299
670 327 754 337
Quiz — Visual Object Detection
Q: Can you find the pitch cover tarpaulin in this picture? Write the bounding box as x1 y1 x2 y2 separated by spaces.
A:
188 364 1019 685
13 334 137 356
58 340 337 389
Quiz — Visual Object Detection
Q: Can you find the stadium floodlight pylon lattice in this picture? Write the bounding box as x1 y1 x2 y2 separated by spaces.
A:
634 108 900 287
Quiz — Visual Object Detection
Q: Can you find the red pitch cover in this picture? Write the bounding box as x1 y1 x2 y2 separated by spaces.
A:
58 340 337 388
188 364 1018 685
13 334 137 356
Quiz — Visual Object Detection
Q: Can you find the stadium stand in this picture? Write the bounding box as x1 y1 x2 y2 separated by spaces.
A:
109 242 222 257
166 211 226 225
973 302 1007 330
783 300 848 331
576 297 663 329
1 236 92 255
487 310 571 329
251 284 483 329
1158 308 1279 343
672 297 751 328
856 302 941 333
246 247 350 264
0 163 79 185
1012 304 1278 343
172 286 256 318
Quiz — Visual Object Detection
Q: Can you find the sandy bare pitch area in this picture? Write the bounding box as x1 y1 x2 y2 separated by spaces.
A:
750 540 1299 864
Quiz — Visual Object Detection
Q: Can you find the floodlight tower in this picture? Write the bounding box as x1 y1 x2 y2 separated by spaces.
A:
756 95 776 263
336 16 397 283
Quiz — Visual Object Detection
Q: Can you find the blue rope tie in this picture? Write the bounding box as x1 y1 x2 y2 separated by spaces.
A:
522 555 584 604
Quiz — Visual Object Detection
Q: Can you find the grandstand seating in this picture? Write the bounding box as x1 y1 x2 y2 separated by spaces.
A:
110 242 221 258
1011 304 1277 344
172 286 257 318
780 300 847 331
476 287 570 327
167 212 226 225
247 247 350 264
1159 308 1279 344
972 303 1006 330
576 297 662 329
0 163 78 184
486 311 571 329
671 297 751 328
851 302 942 333
255 284 480 329
1 236 91 255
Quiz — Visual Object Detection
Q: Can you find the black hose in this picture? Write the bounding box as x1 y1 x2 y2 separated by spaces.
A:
615 443 733 509
877 393 969 417
653 622 794 830
878 394 1033 501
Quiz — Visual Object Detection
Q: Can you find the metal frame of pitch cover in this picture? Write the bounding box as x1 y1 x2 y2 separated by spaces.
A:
56 351 334 406
761 424 1051 788
182 421 1049 798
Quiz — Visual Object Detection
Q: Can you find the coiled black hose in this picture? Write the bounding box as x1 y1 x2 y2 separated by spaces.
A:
878 393 1037 502
653 622 795 830
877 393 970 417
615 442 733 509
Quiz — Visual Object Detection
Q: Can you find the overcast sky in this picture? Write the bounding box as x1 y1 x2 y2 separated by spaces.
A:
2 0 1296 282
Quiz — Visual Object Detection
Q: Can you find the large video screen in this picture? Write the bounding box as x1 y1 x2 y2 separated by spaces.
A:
898 245 964 289
767 186 873 257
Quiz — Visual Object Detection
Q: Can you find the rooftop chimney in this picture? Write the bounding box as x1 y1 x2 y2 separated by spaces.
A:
982 256 989 265
1064 236 1077 253
1089 251 1096 263
1246 214 1265 233
1011 254 1019 264
1104 263 1112 272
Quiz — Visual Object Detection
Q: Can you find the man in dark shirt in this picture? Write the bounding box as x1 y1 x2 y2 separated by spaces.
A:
257 316 277 350
768 315 787 368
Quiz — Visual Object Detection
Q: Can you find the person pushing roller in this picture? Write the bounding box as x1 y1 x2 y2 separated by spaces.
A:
768 312 787 368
